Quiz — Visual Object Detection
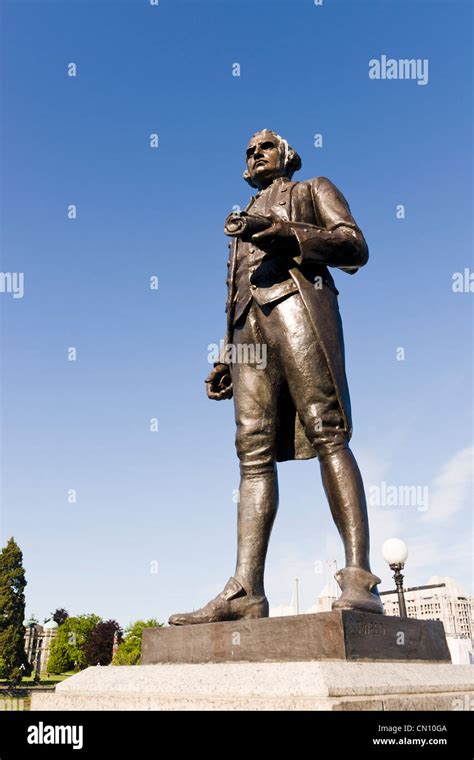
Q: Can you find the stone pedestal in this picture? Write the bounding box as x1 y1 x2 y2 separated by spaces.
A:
141 611 450 664
31 612 468 712
31 661 473 711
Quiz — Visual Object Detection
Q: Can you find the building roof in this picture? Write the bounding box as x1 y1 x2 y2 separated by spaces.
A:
380 576 471 599
24 618 40 627
43 619 59 629
427 576 469 598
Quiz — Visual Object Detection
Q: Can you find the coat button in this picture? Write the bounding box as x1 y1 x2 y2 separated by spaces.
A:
279 200 286 205
251 284 257 290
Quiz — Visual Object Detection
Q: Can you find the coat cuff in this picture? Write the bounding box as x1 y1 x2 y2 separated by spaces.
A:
291 222 368 271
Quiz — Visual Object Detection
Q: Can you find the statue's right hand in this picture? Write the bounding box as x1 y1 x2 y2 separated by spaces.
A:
205 364 233 400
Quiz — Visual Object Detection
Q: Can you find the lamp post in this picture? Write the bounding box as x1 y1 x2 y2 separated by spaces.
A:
382 538 409 619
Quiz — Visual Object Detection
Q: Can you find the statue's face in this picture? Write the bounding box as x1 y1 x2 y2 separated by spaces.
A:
246 131 286 188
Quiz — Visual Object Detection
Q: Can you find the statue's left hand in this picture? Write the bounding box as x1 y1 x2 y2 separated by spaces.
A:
205 364 233 400
251 209 295 245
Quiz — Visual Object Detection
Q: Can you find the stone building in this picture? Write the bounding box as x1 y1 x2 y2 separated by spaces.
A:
24 618 58 676
380 576 473 664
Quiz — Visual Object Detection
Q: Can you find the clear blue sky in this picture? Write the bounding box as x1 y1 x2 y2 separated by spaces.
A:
1 0 472 628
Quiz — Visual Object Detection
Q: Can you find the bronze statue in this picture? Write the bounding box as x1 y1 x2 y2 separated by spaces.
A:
169 130 382 625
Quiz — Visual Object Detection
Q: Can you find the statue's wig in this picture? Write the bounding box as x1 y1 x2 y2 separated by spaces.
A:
243 129 302 188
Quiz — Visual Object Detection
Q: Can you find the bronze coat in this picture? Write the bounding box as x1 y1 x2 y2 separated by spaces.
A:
223 176 369 462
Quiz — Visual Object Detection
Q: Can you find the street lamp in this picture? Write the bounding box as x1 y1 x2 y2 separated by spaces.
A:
382 538 409 619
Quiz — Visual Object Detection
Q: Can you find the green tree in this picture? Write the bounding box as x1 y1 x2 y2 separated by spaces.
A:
47 614 101 673
0 537 32 680
112 619 161 665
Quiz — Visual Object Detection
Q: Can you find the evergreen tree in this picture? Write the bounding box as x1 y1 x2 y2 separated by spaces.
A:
0 537 32 679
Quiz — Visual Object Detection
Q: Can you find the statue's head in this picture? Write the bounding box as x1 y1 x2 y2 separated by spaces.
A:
243 129 302 189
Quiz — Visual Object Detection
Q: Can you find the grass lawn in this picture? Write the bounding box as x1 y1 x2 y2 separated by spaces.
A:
0 671 75 688
0 672 76 711
21 672 74 685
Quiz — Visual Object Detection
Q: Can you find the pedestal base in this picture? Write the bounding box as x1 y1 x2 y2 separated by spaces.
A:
31 661 473 711
31 613 461 711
